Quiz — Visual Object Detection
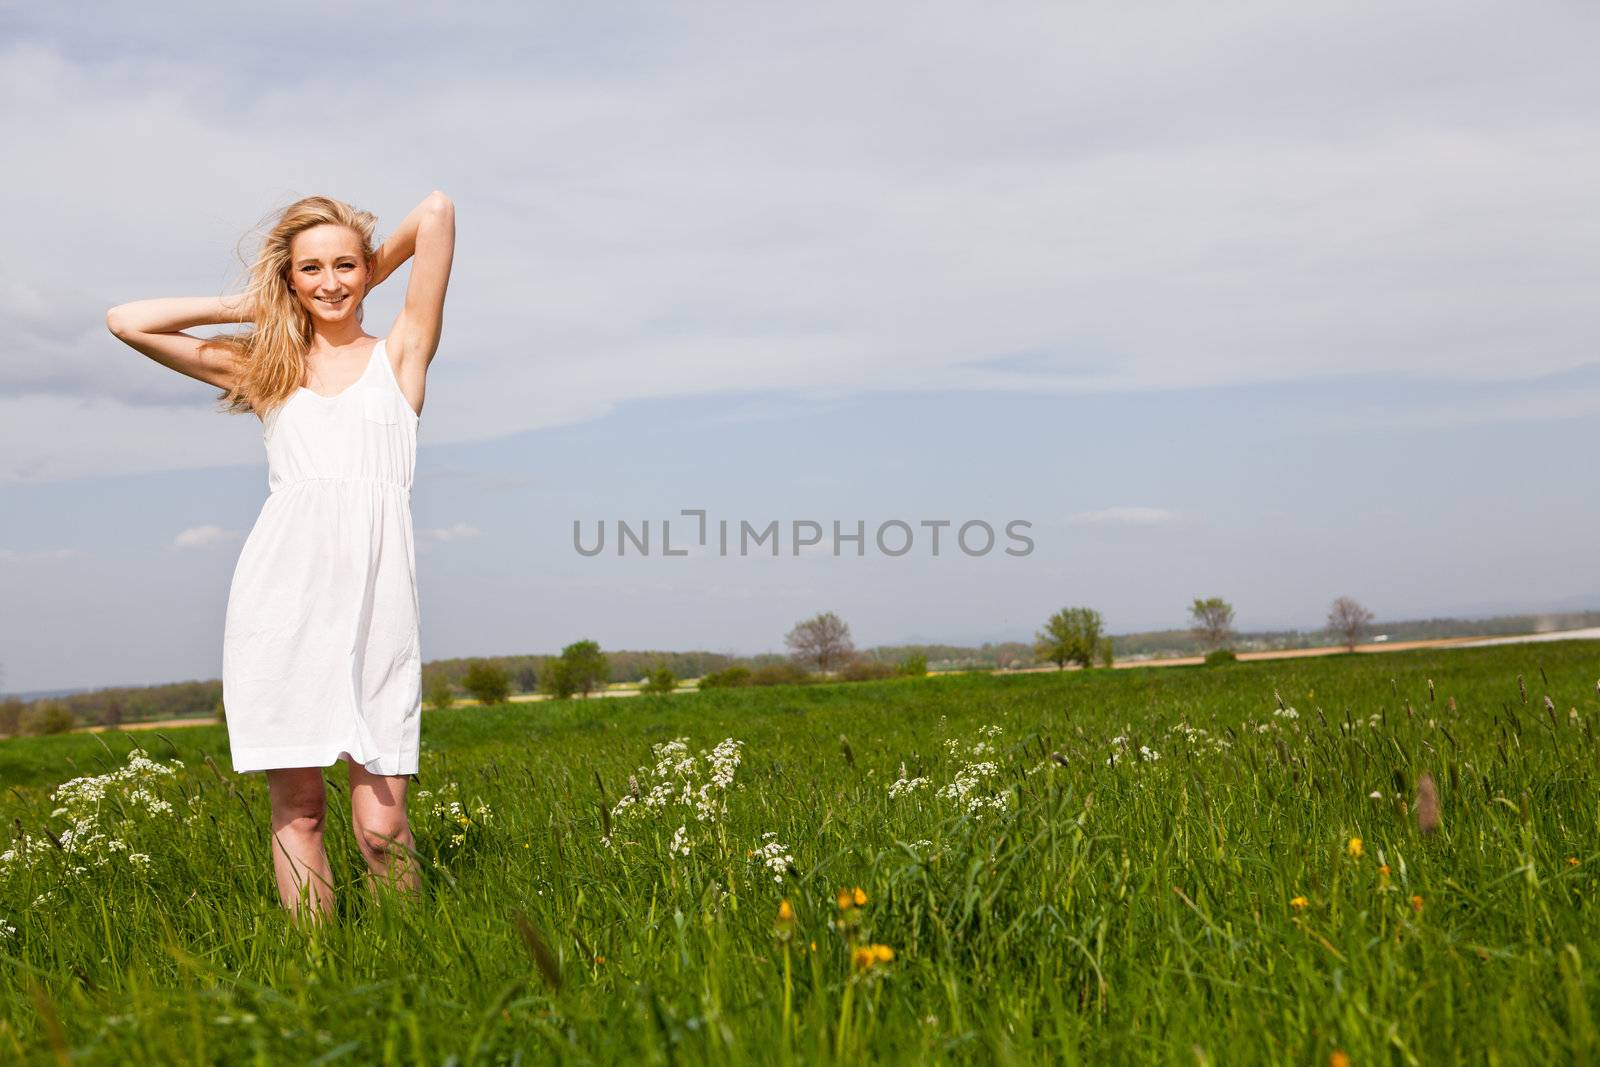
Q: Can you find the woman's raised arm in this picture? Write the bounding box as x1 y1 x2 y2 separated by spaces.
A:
106 293 254 391
373 191 454 372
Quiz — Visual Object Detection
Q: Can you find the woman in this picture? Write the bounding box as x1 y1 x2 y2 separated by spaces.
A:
106 191 455 921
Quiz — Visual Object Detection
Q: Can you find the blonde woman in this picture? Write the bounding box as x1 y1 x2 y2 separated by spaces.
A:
106 191 455 920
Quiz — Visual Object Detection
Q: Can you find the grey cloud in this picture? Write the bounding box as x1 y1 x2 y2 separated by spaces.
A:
4 3 1599 482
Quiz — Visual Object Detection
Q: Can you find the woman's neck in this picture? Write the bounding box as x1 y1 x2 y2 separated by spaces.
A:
306 327 374 355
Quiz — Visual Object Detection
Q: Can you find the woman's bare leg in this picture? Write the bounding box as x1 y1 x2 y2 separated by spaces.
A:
265 767 335 921
348 759 420 900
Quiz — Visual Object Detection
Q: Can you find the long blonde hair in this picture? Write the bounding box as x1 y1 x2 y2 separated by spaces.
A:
212 195 379 417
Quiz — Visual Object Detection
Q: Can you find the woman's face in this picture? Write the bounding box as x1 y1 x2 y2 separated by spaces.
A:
287 224 371 324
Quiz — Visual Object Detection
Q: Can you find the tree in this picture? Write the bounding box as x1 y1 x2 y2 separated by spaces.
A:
515 665 538 693
1189 597 1236 651
554 640 609 698
640 665 677 696
1034 607 1105 670
785 611 855 673
462 659 511 706
1327 596 1375 652
898 652 928 677
1097 637 1115 669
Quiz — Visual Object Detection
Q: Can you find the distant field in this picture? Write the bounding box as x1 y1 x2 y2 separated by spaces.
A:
3 640 1600 1063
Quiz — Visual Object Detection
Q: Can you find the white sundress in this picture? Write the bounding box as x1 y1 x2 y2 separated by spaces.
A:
222 336 422 776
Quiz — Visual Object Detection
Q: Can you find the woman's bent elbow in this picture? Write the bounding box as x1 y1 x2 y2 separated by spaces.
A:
106 306 129 338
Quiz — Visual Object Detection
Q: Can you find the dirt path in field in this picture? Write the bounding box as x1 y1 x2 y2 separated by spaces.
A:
81 717 222 734
67 627 1600 735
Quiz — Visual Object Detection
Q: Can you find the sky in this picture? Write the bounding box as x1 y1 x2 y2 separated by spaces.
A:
2 2 1599 694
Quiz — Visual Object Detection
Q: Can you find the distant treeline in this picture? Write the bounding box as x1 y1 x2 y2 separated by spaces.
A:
419 650 753 695
8 610 1600 735
0 679 222 737
1112 611 1600 660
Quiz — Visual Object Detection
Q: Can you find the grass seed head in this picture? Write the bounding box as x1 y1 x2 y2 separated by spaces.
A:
1415 771 1441 835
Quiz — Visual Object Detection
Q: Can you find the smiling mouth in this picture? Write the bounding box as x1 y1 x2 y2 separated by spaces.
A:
317 295 347 306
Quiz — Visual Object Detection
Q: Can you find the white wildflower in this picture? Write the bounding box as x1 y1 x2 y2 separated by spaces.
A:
608 736 745 842
888 774 929 799
753 832 795 883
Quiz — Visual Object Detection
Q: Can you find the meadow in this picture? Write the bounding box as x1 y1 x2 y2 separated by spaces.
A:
3 641 1600 1064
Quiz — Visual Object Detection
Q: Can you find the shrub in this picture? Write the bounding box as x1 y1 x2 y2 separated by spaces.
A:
840 656 896 682
897 653 928 677
1204 648 1238 667
0 696 24 736
425 673 456 710
24 701 77 736
750 662 813 687
462 660 511 705
698 666 752 690
540 660 577 700
640 666 677 696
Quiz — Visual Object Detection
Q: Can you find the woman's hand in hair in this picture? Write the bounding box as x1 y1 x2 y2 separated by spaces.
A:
367 242 398 293
367 192 448 295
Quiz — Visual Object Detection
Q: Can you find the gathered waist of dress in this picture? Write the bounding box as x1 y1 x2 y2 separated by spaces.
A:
271 475 412 495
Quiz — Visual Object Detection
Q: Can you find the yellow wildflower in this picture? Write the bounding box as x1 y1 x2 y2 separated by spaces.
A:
836 888 854 911
850 943 895 970
853 886 868 907
1410 894 1424 914
1568 857 1580 867
1378 864 1390 878
1290 896 1309 911
773 898 796 942
1347 837 1363 859
1330 1051 1351 1067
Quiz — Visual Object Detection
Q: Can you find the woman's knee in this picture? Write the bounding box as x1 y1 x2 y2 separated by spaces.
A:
354 816 413 860
268 770 327 833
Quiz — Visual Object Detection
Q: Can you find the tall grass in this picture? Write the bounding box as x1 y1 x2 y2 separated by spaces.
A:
3 642 1600 1063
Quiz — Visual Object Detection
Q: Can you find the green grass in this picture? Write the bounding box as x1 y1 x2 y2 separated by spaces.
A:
4 641 1600 1063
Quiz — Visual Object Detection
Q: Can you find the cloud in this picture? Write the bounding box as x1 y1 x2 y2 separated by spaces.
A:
0 546 89 563
172 524 240 549
1068 507 1182 528
6 4 1600 483
417 467 546 491
422 522 481 543
1314 384 1600 433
